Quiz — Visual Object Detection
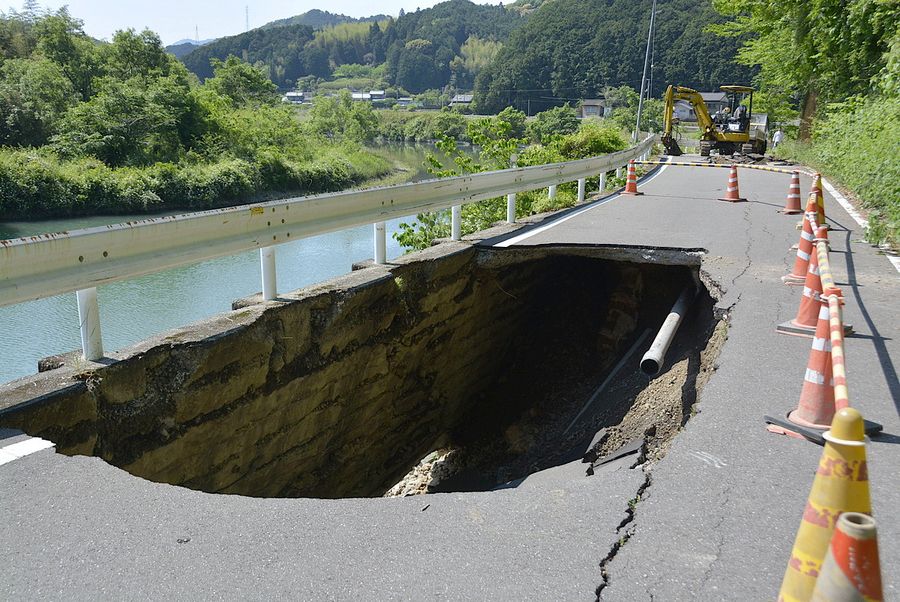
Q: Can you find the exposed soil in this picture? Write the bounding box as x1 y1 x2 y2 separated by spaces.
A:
385 272 726 496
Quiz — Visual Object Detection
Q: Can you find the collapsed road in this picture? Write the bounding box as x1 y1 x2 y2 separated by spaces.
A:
1 157 897 600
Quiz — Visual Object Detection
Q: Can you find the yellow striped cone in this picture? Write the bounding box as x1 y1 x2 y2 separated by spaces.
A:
783 194 820 285
777 408 872 602
621 161 643 196
718 165 747 202
812 173 828 229
811 513 883 602
826 292 850 413
781 171 803 214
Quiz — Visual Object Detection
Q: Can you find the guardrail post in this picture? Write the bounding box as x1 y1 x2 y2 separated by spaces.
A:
599 171 607 192
506 155 517 223
548 184 557 199
451 205 462 240
616 166 623 178
506 192 516 223
75 287 103 361
577 178 586 203
374 221 386 264
260 246 277 300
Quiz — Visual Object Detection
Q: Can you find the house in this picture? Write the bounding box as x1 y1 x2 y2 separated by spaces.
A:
579 99 609 118
351 92 372 101
449 93 473 107
396 97 413 107
369 90 386 100
673 99 695 121
282 91 305 104
700 91 729 115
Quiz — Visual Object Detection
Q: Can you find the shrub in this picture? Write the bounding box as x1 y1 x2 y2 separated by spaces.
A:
776 95 899 248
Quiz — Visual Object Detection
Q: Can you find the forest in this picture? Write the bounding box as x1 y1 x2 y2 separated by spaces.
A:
0 8 391 219
176 0 750 101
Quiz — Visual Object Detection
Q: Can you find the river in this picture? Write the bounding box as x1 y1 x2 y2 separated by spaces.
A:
0 144 456 385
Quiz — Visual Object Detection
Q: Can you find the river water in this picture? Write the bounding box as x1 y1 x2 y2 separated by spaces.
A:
0 144 451 385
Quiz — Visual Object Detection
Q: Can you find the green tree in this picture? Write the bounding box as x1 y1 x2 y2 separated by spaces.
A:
527 104 579 142
0 56 75 146
205 56 278 107
102 28 173 81
52 75 194 165
307 89 378 142
710 0 899 137
33 9 99 98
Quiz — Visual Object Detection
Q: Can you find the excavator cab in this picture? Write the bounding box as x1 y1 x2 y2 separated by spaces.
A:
717 85 754 136
662 84 767 156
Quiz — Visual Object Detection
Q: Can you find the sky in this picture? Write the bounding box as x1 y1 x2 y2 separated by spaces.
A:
31 0 494 45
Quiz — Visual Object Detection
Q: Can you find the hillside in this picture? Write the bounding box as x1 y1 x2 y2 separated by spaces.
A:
179 0 522 92
261 9 388 30
177 0 753 103
475 0 755 113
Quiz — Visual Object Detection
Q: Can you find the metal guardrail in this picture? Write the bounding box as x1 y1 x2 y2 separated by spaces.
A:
1 135 655 361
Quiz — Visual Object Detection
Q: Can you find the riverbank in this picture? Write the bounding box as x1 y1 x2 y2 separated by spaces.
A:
0 145 396 222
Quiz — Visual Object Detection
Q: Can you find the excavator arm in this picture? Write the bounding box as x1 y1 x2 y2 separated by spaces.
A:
661 85 718 156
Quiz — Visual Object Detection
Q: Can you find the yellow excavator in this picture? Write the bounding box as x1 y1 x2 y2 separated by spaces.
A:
661 85 768 157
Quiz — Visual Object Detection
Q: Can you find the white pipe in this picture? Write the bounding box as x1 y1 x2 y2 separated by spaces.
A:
577 178 586 203
76 287 103 361
451 205 462 240
598 172 607 192
373 221 386 264
260 246 277 300
548 184 557 199
641 286 695 376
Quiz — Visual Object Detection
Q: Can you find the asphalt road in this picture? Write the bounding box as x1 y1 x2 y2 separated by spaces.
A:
2 157 897 600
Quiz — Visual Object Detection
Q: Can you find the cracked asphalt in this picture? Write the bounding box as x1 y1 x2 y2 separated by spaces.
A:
510 158 899 600
2 158 897 600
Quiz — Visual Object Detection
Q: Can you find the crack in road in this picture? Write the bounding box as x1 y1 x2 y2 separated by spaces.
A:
697 483 733 590
595 442 654 601
730 205 754 286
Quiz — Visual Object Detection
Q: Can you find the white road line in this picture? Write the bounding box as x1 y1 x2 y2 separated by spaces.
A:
821 176 900 275
494 162 671 247
0 437 54 466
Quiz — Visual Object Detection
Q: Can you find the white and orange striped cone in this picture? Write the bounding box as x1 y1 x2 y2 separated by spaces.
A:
783 194 820 285
769 299 834 439
717 165 746 202
777 228 825 337
811 513 883 602
621 161 643 196
780 171 803 214
776 409 872 601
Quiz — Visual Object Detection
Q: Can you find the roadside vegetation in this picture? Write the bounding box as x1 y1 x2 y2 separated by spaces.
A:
394 107 628 250
0 8 390 220
712 0 899 249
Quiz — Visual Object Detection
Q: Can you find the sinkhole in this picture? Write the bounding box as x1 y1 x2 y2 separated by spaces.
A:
1 245 723 499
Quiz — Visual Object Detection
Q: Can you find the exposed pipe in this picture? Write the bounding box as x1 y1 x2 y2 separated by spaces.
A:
640 286 695 377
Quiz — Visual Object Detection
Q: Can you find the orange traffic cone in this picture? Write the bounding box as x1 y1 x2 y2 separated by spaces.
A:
781 171 803 214
621 161 643 196
811 513 883 602
783 193 820 285
777 408 872 602
811 173 828 229
777 230 825 337
791 301 835 430
718 165 746 202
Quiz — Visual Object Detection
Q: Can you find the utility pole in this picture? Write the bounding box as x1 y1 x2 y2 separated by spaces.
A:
634 0 657 142
195 25 199 43
245 5 249 32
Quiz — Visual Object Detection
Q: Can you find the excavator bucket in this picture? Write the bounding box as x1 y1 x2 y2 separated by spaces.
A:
661 135 683 156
